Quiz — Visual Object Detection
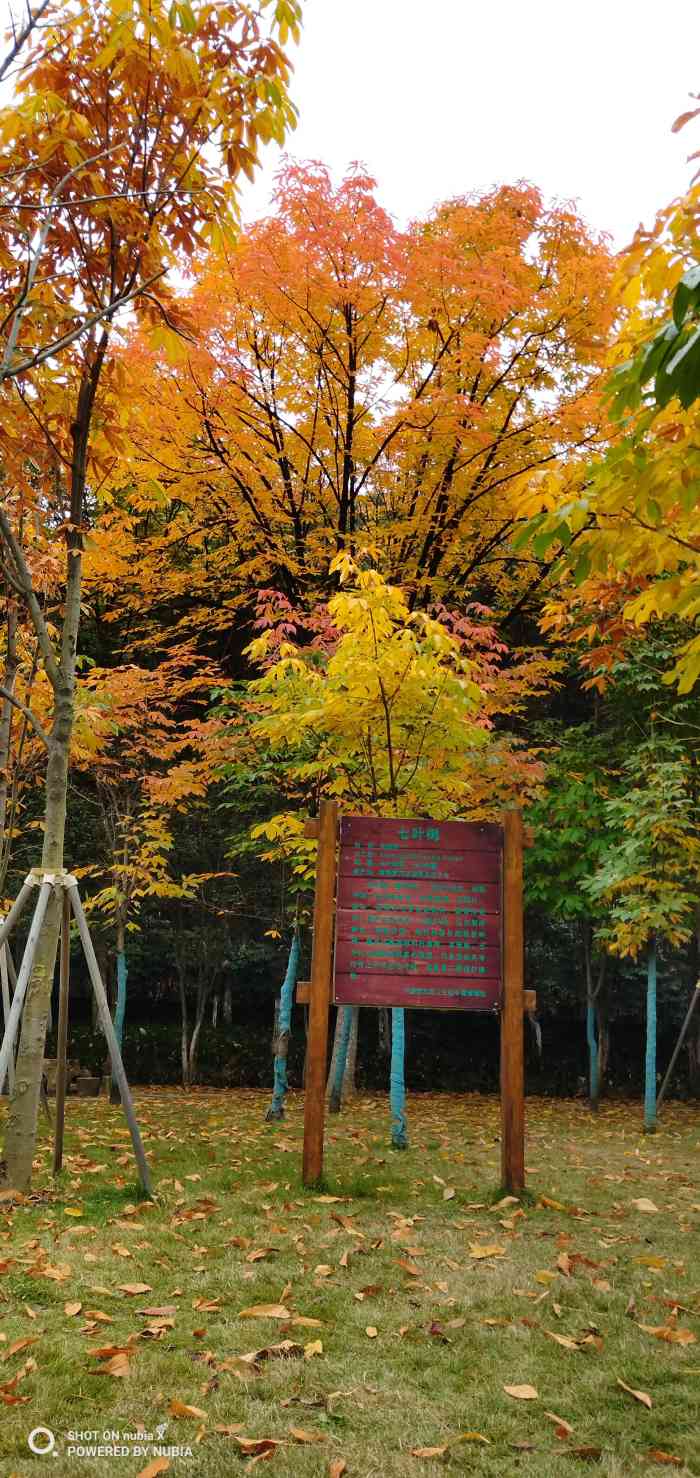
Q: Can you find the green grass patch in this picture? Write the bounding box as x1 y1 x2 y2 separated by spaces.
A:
0 1088 698 1477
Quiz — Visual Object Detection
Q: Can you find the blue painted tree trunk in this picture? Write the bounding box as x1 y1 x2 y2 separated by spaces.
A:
390 1007 408 1149
265 930 300 1122
644 936 657 1132
586 1000 599 1107
114 922 127 1052
328 1006 353 1113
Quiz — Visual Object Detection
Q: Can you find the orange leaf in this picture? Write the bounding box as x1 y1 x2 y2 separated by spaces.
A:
504 1384 538 1400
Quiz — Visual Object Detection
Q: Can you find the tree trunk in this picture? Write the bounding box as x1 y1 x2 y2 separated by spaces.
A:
327 1005 359 1111
584 925 607 1110
0 603 18 854
3 673 75 1188
644 936 657 1132
378 1006 390 1058
178 970 189 1089
342 1005 359 1100
211 993 219 1028
109 919 128 1104
222 985 233 1026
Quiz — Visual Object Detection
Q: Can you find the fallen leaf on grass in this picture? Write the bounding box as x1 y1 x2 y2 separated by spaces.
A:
638 1324 696 1346
504 1384 538 1400
238 1304 290 1320
328 1462 347 1478
64 1301 82 1317
365 1326 378 1338
101 1353 130 1378
616 1378 652 1409
305 1340 323 1359
136 1460 171 1478
544 1411 574 1437
169 1399 208 1420
1 1338 39 1362
289 1428 326 1443
397 1258 421 1277
646 1451 683 1467
117 1283 152 1296
468 1243 505 1260
567 1447 602 1462
544 1331 582 1352
453 1432 491 1445
411 1445 448 1459
630 1198 659 1213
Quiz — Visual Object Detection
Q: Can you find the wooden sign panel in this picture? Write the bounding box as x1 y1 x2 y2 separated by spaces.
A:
334 816 502 1010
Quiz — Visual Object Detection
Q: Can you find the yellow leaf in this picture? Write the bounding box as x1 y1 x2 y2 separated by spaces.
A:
504 1384 539 1400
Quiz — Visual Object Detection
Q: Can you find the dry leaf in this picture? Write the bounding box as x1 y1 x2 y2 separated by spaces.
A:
544 1330 581 1352
443 1187 455 1201
504 1384 538 1400
544 1411 574 1437
136 1461 171 1478
616 1377 652 1409
365 1326 378 1338
646 1451 683 1467
630 1198 659 1213
453 1432 491 1444
289 1427 326 1443
102 1352 130 1378
117 1282 152 1296
639 1323 696 1346
64 1301 82 1317
234 1437 282 1455
328 1462 348 1478
411 1445 448 1459
304 1340 323 1359
169 1399 208 1420
468 1243 505 1260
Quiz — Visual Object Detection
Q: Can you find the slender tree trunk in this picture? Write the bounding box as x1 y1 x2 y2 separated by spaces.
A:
211 993 219 1028
2 347 105 1190
644 935 657 1132
109 918 128 1104
0 603 18 850
688 906 700 1097
222 985 232 1025
3 674 74 1186
178 970 189 1089
342 1005 359 1100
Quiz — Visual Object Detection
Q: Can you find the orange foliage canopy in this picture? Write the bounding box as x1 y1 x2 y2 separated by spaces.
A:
97 162 614 641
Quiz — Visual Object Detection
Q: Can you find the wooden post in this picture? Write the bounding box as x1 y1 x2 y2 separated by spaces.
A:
52 892 71 1175
302 799 338 1186
500 809 525 1193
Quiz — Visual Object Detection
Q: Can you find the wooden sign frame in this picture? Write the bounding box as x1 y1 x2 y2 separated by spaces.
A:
301 801 526 1194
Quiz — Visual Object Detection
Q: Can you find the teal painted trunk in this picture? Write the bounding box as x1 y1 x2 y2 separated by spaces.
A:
266 930 300 1121
586 1001 599 1106
114 948 128 1052
644 937 657 1132
390 1006 408 1149
329 1006 353 1113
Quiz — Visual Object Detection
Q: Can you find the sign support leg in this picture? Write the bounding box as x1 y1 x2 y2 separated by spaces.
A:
302 799 338 1187
500 809 525 1194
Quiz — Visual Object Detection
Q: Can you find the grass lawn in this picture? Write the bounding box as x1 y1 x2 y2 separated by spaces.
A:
0 1088 698 1477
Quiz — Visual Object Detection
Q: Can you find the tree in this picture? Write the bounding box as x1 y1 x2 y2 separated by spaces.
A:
583 741 699 1130
238 555 546 1138
521 109 700 692
102 165 612 646
526 726 616 1106
0 0 301 1190
73 653 226 1066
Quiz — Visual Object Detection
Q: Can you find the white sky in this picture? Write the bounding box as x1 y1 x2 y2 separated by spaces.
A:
242 0 700 247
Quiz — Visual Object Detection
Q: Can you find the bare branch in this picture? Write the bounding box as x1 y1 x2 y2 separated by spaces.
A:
0 682 49 747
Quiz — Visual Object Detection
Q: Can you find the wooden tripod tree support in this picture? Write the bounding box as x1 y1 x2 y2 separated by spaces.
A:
0 869 153 1198
301 805 527 1195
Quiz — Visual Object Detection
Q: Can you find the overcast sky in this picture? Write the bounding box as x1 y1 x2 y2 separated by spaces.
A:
241 0 699 247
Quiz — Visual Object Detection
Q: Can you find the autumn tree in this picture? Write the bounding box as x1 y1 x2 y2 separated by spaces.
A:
0 0 301 1190
72 653 226 1066
100 164 613 649
522 107 700 692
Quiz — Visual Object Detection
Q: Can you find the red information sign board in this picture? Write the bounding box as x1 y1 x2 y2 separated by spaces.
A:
333 816 502 1010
